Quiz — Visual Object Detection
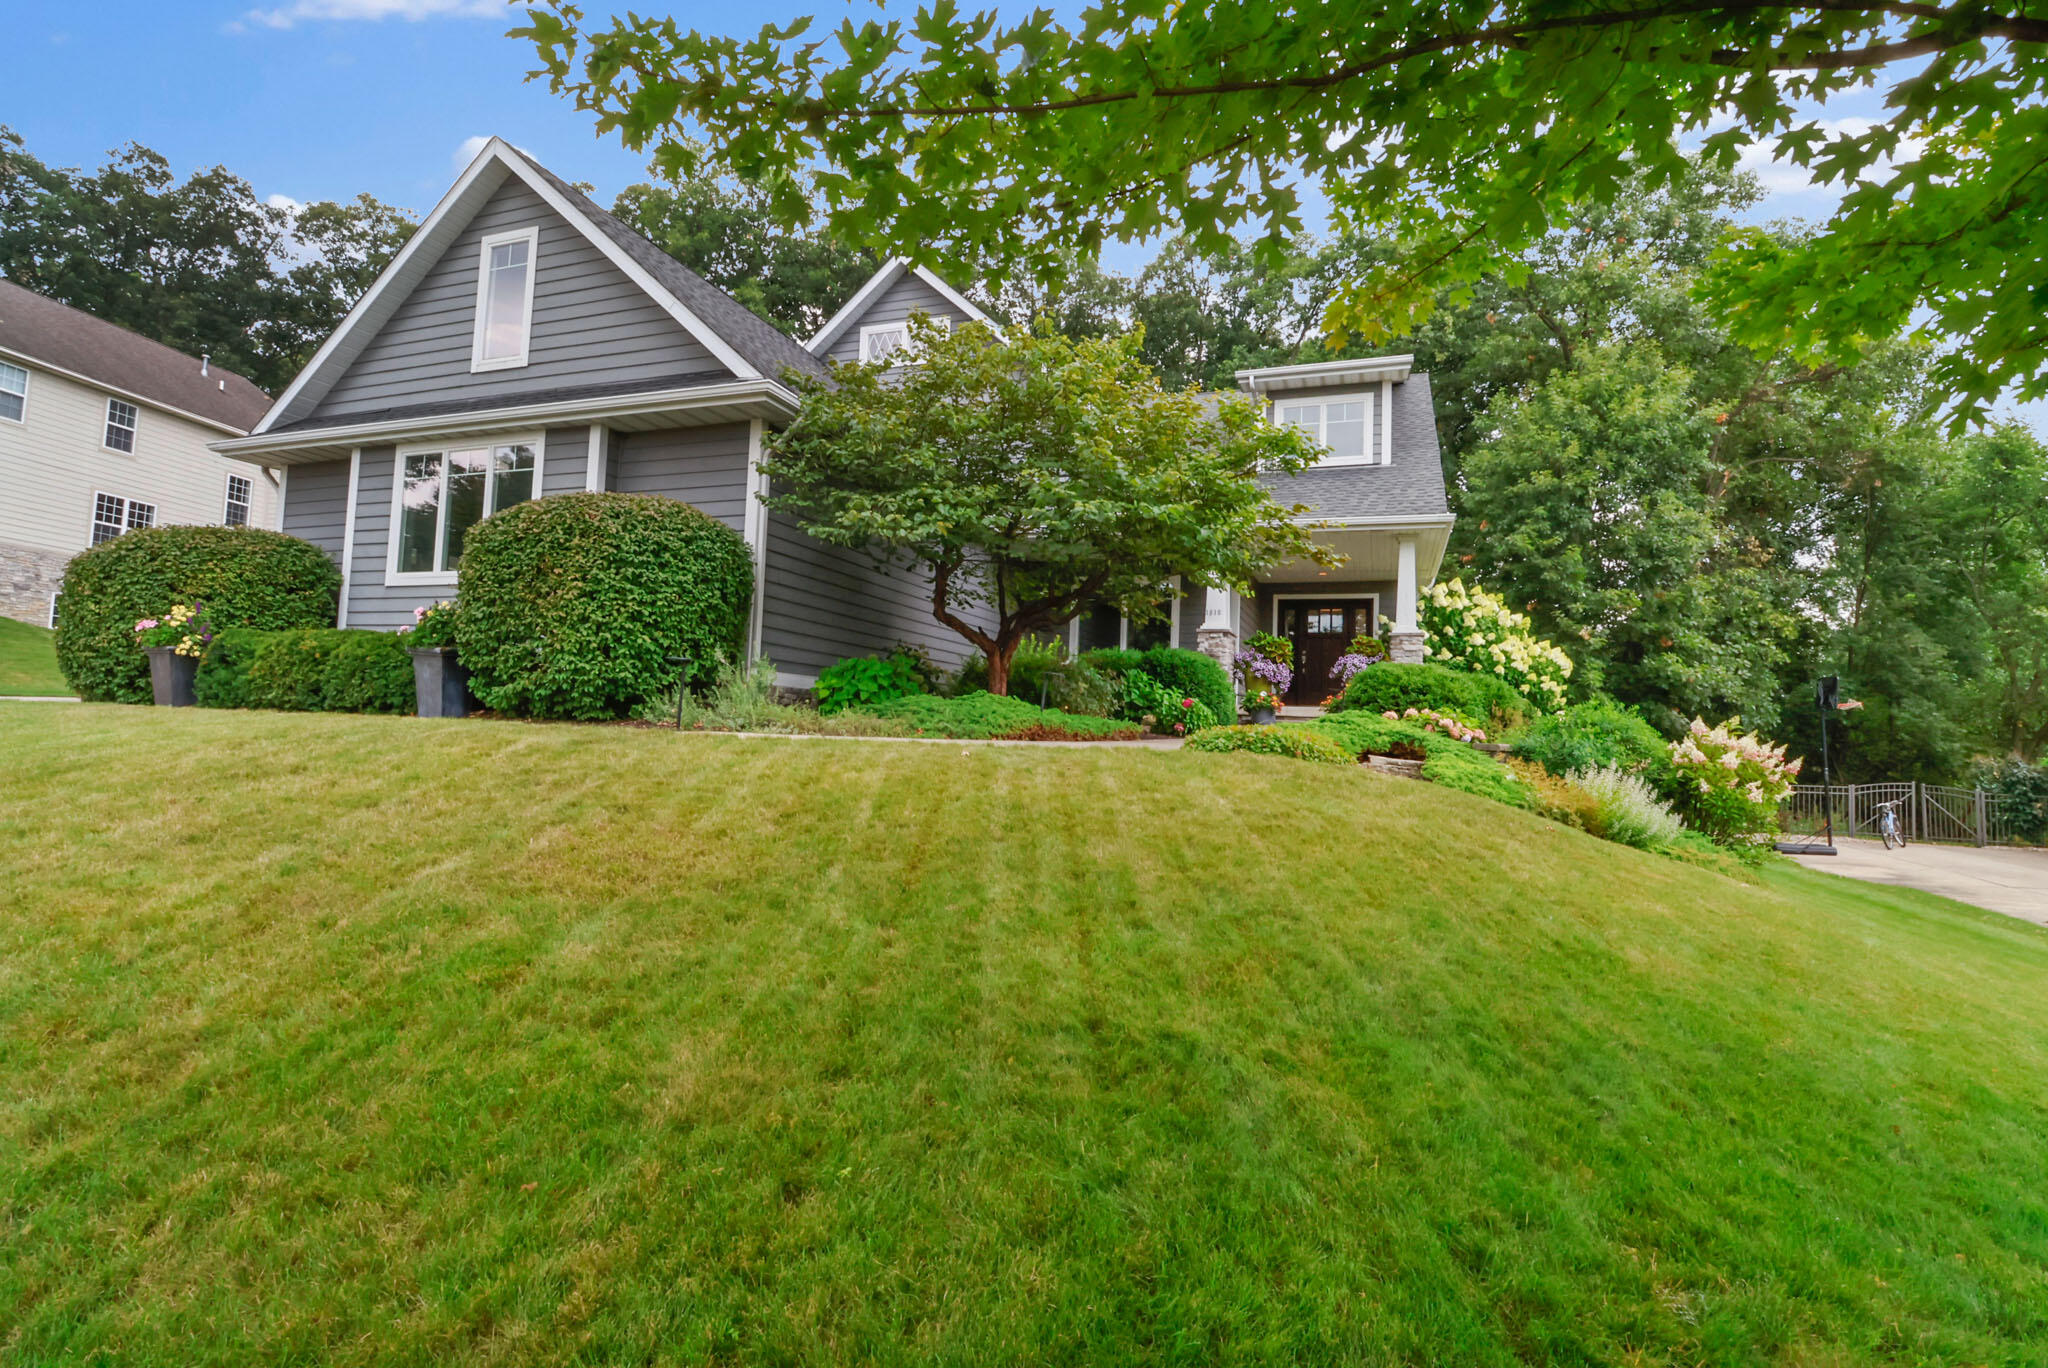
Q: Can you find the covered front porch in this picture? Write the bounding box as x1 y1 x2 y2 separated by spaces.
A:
1195 515 1455 709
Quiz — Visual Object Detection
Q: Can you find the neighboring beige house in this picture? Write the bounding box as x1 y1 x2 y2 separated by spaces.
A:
0 279 277 625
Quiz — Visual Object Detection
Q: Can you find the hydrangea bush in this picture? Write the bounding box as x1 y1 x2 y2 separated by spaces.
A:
1420 578 1573 712
1667 717 1803 846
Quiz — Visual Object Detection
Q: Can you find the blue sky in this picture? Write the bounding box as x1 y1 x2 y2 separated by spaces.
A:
8 0 2040 430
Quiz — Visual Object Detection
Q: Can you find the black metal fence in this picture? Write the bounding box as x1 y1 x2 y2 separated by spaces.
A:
1781 782 2033 847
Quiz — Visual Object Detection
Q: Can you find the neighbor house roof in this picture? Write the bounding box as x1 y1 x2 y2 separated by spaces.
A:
0 279 270 434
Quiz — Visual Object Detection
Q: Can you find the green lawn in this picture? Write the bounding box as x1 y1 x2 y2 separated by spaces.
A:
0 615 71 695
4 705 2047 1365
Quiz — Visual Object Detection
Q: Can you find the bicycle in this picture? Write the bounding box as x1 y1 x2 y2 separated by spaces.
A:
1874 798 1908 850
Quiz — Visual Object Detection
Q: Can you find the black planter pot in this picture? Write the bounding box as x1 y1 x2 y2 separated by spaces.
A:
409 647 473 719
1248 703 1277 726
145 647 198 707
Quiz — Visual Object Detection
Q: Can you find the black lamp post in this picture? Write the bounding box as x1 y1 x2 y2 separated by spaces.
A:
665 654 691 731
1816 675 1837 848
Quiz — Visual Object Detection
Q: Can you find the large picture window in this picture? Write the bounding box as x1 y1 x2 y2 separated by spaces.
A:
471 227 538 371
1276 392 1376 467
391 438 540 581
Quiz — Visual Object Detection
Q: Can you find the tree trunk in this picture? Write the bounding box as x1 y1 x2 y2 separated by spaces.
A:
985 648 1009 696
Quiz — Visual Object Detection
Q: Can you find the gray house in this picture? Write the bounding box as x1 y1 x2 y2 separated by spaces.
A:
215 138 1451 702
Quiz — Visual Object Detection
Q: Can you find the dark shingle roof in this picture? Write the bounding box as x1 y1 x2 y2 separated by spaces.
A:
523 162 827 386
1253 371 1450 520
0 279 270 431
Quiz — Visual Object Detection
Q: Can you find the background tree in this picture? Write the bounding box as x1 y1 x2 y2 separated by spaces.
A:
0 128 412 393
519 0 2048 422
763 320 1330 694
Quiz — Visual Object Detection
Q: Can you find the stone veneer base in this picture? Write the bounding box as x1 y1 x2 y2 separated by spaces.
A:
0 540 67 626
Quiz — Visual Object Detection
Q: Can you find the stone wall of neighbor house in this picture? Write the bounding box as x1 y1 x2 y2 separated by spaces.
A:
0 539 67 626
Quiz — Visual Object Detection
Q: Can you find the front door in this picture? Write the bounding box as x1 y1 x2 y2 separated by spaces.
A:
1278 600 1374 705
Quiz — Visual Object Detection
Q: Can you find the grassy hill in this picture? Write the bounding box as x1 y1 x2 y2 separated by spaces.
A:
0 615 70 695
4 704 2046 1365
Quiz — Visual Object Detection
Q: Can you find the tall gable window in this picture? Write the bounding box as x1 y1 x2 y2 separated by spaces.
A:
1276 392 1378 467
104 398 138 452
861 313 949 365
390 437 541 582
471 227 539 372
0 362 26 422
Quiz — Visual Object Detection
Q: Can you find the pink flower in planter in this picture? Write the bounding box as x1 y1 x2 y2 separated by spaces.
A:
134 618 158 632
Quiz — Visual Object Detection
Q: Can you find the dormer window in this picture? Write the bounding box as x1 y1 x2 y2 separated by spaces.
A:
1276 392 1378 467
861 313 949 365
471 227 538 371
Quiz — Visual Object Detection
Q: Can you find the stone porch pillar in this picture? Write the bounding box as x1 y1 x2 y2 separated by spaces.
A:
1388 535 1426 664
1196 586 1239 686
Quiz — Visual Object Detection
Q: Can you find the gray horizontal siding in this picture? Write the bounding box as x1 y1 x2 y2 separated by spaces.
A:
281 458 350 568
307 175 719 426
822 272 961 364
610 423 749 531
342 444 418 631
541 425 591 496
758 510 995 682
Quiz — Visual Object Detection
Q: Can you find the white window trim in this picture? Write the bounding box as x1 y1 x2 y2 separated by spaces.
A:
0 360 29 425
1270 592 1381 637
223 473 253 526
1274 389 1381 468
470 226 540 373
1068 576 1183 655
103 397 139 455
88 490 153 547
385 431 546 587
47 592 60 629
859 313 949 365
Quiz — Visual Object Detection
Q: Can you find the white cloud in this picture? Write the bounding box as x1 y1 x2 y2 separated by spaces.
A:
1728 116 1926 209
453 136 492 172
238 0 507 31
266 193 307 214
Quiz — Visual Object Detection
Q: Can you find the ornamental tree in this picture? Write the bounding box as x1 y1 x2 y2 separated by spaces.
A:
760 320 1329 695
517 1 2048 421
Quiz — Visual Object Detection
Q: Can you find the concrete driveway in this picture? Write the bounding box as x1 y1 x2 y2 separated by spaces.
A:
1788 838 2048 925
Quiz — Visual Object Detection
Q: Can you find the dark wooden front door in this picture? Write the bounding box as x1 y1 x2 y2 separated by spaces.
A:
1279 600 1374 704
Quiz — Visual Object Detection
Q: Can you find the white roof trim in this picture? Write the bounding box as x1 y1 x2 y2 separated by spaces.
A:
250 136 758 436
213 378 803 462
806 257 997 356
1236 355 1414 396
0 343 250 437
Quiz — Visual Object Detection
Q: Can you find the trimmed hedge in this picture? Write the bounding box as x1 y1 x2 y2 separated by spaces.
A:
1308 712 1532 808
454 493 753 720
194 628 414 714
1183 725 1354 764
1330 662 1536 731
1511 698 1669 778
863 692 1142 740
55 526 341 704
1081 646 1234 724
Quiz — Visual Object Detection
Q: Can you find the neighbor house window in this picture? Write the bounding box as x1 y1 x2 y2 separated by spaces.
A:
1276 393 1375 466
104 398 138 452
471 227 538 371
860 314 949 364
0 362 26 422
392 438 540 579
91 492 154 546
224 473 252 527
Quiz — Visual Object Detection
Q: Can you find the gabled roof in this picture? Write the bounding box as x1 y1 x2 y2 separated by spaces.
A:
806 257 998 356
0 279 270 434
253 137 825 436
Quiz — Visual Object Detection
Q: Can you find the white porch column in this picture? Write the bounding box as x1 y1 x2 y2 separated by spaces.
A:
1389 535 1426 663
1197 586 1240 684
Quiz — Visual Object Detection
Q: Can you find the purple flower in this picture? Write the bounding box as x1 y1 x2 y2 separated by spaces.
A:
1329 652 1384 685
1232 650 1292 693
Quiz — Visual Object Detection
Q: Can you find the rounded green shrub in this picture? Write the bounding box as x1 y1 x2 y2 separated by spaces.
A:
197 628 420 714
55 526 341 703
816 653 925 714
1309 712 1533 808
1330 661 1536 731
321 631 415 714
1512 698 1668 777
454 492 753 720
1184 725 1354 764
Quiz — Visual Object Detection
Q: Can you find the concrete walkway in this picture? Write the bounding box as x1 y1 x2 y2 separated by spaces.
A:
1789 838 2048 925
0 694 77 702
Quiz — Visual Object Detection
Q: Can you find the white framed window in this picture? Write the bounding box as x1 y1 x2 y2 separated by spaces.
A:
471 226 539 372
90 491 154 546
1275 391 1378 467
224 473 252 527
1068 578 1182 655
860 313 949 365
0 361 27 423
104 398 139 453
387 434 543 584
